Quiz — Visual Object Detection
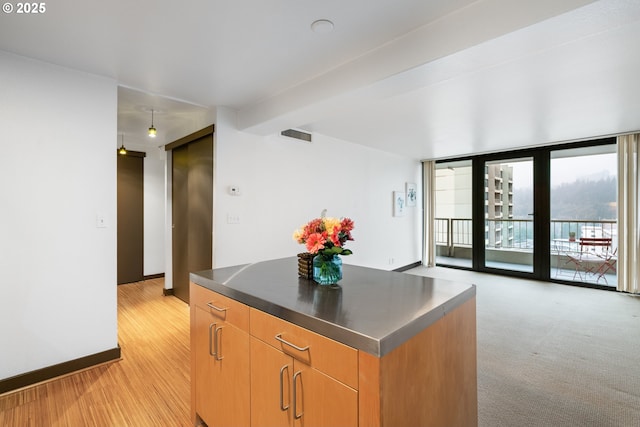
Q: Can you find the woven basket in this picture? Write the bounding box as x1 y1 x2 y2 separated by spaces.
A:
297 252 314 279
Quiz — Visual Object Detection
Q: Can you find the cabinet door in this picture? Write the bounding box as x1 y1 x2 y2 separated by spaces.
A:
292 362 358 427
250 337 357 427
251 337 294 427
194 305 216 425
195 305 250 427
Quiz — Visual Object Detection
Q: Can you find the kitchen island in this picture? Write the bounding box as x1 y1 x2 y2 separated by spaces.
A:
190 257 477 427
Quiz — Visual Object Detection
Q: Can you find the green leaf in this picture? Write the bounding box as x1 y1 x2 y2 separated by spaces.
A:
319 246 353 257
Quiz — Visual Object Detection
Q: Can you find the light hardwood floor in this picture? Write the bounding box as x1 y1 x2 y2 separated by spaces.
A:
0 278 192 427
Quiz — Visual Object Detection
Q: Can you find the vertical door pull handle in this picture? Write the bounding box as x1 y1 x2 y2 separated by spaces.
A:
213 325 224 360
279 365 290 411
208 323 216 357
293 371 303 419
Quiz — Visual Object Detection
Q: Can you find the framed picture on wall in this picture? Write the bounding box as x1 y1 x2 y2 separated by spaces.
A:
393 191 405 217
406 182 417 207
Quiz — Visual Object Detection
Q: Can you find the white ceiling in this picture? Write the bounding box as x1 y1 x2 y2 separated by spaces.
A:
1 0 639 159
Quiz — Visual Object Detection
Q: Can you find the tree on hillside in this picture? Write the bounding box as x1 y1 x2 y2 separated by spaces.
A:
550 176 616 220
512 176 616 220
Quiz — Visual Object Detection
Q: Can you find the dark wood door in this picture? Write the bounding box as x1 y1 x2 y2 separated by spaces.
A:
172 134 213 303
117 152 144 285
172 144 189 300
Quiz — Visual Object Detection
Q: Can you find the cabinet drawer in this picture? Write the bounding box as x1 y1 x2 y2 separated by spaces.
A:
250 308 358 389
190 282 249 332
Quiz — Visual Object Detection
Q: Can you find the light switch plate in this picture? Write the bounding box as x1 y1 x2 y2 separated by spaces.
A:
96 214 107 228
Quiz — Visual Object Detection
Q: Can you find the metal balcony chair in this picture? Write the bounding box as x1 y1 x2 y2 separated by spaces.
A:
553 239 580 279
566 237 612 282
593 247 617 285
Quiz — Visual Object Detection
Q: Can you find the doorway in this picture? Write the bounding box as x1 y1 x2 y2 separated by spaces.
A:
117 150 145 285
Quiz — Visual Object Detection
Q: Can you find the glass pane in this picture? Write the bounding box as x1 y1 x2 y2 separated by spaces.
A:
550 146 617 286
484 158 533 273
435 160 472 268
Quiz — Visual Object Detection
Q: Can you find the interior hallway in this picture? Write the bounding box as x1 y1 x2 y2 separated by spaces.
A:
0 279 191 427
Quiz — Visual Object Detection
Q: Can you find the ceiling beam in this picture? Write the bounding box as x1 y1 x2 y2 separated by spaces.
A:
236 0 597 136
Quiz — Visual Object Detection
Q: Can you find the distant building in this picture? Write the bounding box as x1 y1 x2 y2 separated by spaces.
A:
434 164 472 250
434 163 515 250
485 164 514 248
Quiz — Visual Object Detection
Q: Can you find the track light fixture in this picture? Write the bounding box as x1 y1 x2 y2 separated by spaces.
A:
148 109 157 138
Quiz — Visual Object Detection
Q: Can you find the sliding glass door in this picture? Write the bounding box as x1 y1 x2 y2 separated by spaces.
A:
434 160 473 268
483 157 534 273
550 145 617 287
435 138 616 288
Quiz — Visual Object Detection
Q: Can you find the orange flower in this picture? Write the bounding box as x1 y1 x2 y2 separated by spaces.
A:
305 232 327 254
330 230 342 247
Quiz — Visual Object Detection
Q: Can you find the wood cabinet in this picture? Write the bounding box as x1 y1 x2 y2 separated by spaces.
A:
249 309 358 427
191 283 250 427
191 283 357 427
191 277 477 427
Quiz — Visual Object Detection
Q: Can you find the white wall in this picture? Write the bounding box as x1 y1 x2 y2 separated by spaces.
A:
213 107 422 270
143 155 165 276
0 52 118 379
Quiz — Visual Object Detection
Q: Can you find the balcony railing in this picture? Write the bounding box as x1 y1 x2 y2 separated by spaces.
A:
435 218 617 251
435 218 617 285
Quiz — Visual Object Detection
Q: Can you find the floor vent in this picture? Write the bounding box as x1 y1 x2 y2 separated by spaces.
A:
281 129 312 142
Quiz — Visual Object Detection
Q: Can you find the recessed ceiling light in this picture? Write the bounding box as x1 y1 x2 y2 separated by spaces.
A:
311 19 334 33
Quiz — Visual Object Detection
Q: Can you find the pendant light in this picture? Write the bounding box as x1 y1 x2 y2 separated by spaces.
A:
118 134 127 155
148 109 157 138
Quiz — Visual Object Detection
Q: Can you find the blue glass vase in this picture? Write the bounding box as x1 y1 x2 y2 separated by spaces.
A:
313 254 343 285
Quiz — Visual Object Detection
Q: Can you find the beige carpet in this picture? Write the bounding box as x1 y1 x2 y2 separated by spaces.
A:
406 266 640 427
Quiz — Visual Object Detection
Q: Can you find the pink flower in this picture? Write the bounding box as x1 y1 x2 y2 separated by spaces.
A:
305 232 327 254
340 217 354 232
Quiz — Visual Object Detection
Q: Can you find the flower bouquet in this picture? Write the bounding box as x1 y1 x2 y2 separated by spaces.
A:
293 216 354 285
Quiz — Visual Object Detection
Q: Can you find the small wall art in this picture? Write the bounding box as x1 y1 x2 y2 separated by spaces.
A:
393 191 405 217
406 182 417 207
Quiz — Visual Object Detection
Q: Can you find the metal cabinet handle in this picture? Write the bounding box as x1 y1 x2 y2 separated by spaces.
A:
213 325 224 360
206 302 228 313
293 371 303 419
279 365 290 411
275 334 309 352
208 323 216 357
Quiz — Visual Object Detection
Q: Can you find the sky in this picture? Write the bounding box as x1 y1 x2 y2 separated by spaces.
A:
508 153 616 189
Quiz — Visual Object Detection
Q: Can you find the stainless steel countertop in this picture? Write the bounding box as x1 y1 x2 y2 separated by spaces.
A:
190 257 475 357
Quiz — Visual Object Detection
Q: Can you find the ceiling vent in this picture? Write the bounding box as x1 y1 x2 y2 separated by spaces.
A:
281 129 312 143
